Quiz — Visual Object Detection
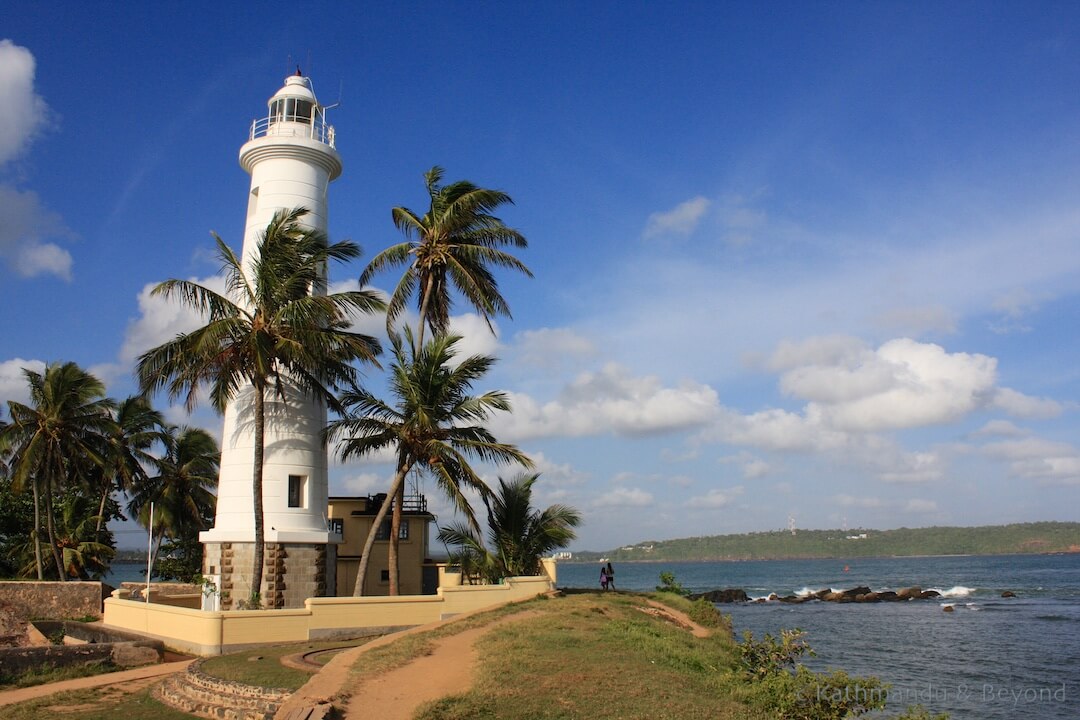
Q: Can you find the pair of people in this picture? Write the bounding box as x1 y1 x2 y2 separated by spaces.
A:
599 562 615 590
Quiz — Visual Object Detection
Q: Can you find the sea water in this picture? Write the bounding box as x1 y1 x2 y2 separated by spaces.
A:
558 554 1080 719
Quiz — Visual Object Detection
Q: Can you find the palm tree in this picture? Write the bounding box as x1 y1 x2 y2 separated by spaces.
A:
89 396 165 539
328 329 531 595
128 425 218 568
0 362 114 580
136 207 384 601
439 472 580 583
361 166 532 345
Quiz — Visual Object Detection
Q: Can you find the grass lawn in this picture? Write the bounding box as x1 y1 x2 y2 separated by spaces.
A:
2 687 196 720
199 635 380 691
345 591 771 720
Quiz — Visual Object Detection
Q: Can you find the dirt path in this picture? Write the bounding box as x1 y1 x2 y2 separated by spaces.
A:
275 607 540 720
0 657 195 708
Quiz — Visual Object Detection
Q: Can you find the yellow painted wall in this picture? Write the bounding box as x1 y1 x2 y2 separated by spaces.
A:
102 570 554 656
328 498 432 596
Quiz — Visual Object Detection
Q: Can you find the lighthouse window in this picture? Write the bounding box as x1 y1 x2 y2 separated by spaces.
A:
270 98 314 123
288 474 307 508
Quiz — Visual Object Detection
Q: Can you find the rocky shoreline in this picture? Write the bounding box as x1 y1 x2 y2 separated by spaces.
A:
690 585 946 604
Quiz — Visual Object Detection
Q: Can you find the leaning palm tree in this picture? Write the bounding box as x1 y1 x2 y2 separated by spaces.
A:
136 207 384 601
328 329 531 596
439 472 580 583
128 425 219 568
361 166 532 345
0 362 115 580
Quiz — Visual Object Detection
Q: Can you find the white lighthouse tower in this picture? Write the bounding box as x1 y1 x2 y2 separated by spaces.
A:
200 71 342 609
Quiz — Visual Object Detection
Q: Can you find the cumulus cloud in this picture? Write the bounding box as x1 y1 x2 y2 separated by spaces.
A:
120 275 227 364
510 328 596 369
834 494 885 508
716 194 767 246
0 42 71 281
0 357 46 405
992 387 1062 419
593 486 653 508
877 451 944 484
497 363 719 440
904 498 938 513
0 40 49 164
971 419 1029 438
688 486 743 508
981 437 1080 485
774 337 998 432
643 196 710 239
0 185 73 280
873 304 957 337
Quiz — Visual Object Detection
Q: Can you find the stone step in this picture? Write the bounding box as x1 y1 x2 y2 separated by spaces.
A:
151 663 292 720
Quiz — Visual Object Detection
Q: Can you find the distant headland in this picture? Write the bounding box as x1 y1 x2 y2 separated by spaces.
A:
571 521 1080 563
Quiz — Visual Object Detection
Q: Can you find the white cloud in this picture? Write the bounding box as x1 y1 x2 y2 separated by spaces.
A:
834 494 885 508
511 328 596 368
988 288 1038 333
992 387 1062 419
120 275 227 364
498 363 718 441
971 420 1029 438
904 498 939 513
0 357 46 406
717 194 767 246
688 486 743 508
593 486 653 508
447 313 502 362
982 437 1080 485
643 196 710 239
337 472 386 496
742 458 770 479
877 451 944 484
777 338 998 432
873 305 957 337
0 186 73 280
0 40 50 165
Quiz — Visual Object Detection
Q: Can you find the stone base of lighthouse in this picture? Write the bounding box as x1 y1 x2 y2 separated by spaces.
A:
202 542 337 610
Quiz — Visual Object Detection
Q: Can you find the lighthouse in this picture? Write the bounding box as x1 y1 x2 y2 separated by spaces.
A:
200 72 342 609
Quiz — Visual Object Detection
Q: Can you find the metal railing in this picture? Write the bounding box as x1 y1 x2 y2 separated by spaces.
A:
248 116 336 148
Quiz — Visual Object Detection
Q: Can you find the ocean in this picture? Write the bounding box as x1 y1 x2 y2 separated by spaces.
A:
558 554 1079 719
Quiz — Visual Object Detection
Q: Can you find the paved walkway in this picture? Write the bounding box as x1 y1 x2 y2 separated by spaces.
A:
0 657 195 707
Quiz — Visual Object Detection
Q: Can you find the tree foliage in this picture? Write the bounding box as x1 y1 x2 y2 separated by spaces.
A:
137 207 383 602
328 329 530 595
438 472 580 583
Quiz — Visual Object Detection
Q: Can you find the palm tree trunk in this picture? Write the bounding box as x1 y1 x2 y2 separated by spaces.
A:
251 383 266 605
353 459 410 596
388 482 404 595
43 481 65 580
31 480 43 580
95 483 109 537
416 274 437 347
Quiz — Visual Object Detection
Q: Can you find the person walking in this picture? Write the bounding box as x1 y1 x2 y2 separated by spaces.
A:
599 564 609 590
606 562 616 590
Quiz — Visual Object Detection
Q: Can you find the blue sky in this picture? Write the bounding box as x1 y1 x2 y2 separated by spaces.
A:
3 2 1080 552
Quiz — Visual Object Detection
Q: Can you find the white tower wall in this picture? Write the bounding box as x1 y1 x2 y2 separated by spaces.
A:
201 75 343 548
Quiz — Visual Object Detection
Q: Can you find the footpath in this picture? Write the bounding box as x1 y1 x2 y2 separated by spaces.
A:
0 656 195 707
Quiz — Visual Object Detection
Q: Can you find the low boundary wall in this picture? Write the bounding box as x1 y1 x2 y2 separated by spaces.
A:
103 574 554 656
0 581 109 621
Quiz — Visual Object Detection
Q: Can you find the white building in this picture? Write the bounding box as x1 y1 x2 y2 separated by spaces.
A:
200 72 342 609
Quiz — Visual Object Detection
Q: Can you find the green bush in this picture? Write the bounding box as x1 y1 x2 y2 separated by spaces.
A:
656 570 688 595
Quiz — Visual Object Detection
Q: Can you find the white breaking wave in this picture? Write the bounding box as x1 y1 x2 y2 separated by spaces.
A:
931 585 976 598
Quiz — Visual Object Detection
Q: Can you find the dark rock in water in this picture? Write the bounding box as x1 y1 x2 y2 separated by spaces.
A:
918 590 941 599
877 591 900 602
689 588 749 603
1001 591 1016 598
942 605 955 612
896 586 923 600
778 595 803 603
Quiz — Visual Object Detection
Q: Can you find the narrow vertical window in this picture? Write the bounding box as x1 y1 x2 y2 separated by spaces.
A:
288 475 306 508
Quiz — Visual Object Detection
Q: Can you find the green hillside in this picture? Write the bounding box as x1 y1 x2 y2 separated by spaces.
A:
572 521 1080 563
